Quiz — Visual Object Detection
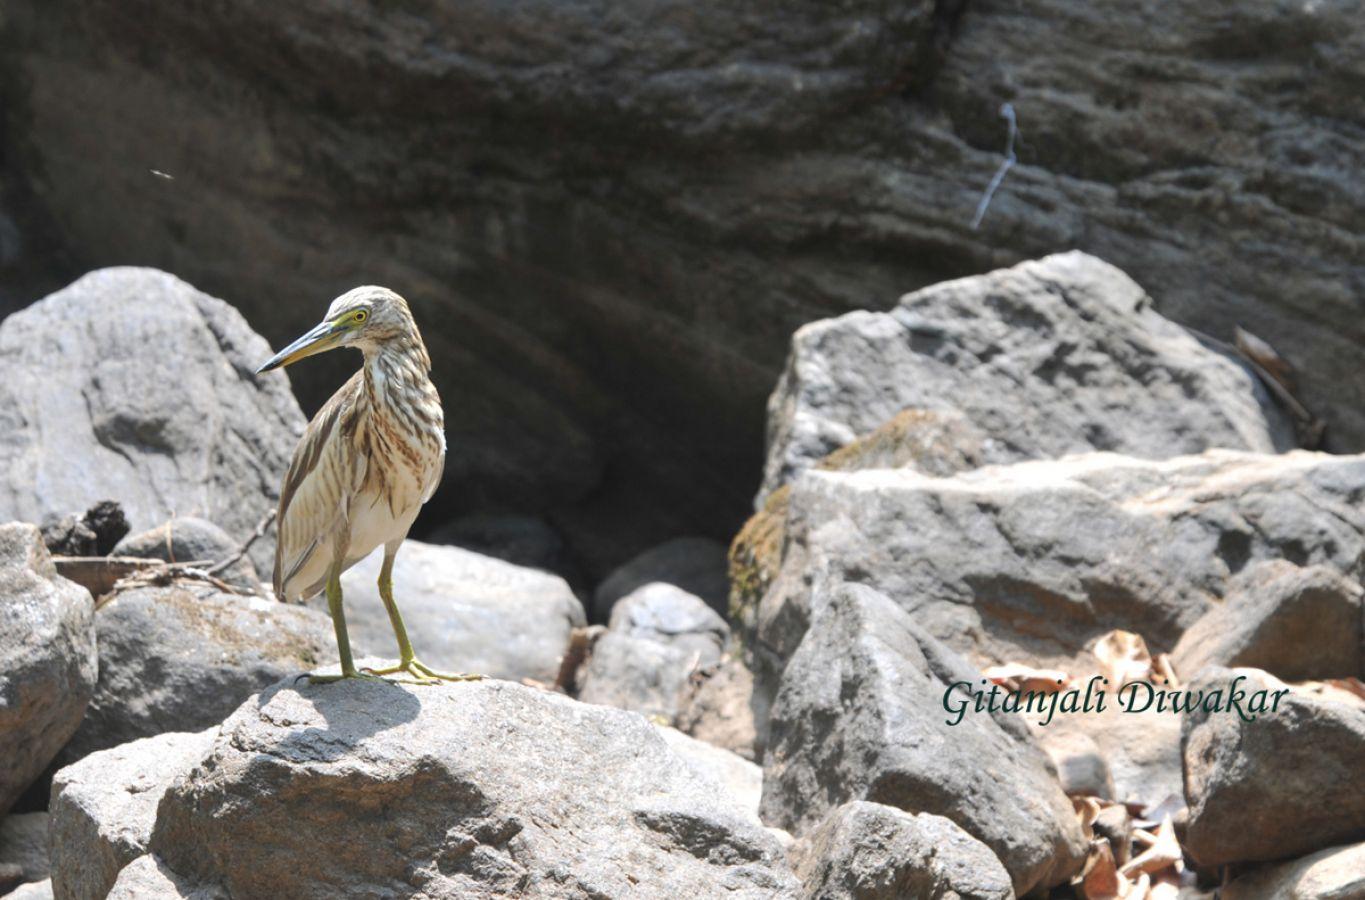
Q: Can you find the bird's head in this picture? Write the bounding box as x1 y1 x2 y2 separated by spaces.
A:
256 286 415 373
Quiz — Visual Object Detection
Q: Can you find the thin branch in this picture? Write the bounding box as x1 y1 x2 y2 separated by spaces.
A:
971 102 1018 230
206 508 276 576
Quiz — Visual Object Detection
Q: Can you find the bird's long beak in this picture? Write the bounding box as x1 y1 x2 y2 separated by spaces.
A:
256 321 345 374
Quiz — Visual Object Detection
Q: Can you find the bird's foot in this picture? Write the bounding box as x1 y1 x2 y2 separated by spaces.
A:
362 657 484 685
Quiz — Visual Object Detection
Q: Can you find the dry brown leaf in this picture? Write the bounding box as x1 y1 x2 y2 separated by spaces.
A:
1121 816 1183 878
982 662 1071 693
1074 796 1105 841
1153 653 1180 688
1081 839 1123 900
1326 677 1365 702
1093 630 1153 687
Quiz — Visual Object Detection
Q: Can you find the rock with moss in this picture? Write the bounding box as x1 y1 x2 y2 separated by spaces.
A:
59 584 331 764
730 408 982 645
759 252 1294 503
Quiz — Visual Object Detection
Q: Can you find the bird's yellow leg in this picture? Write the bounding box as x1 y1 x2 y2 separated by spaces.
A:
309 565 384 684
362 549 483 684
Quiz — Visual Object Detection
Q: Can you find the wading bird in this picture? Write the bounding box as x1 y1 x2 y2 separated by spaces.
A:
257 287 478 684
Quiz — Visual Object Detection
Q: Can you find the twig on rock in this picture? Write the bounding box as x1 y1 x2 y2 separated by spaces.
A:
971 102 1017 230
207 508 276 576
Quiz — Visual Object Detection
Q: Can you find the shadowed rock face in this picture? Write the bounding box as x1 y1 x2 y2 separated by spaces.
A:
3 1 1361 573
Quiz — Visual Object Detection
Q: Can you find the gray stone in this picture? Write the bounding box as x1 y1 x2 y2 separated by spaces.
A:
50 729 218 900
578 581 730 721
8 879 53 900
7 0 1363 577
112 517 260 594
1033 705 1184 810
788 801 1012 900
148 679 798 898
676 657 764 762
0 812 50 889
608 582 729 665
306 540 585 684
61 584 332 764
653 725 763 825
1182 667 1365 867
1173 561 1364 680
576 631 694 721
426 514 582 587
1038 729 1115 799
0 269 304 574
754 450 1365 682
1222 841 1365 900
106 857 225 900
761 252 1293 502
593 537 730 622
0 523 96 816
762 583 1086 895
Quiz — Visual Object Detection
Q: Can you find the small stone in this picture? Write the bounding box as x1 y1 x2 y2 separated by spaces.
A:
789 801 1013 900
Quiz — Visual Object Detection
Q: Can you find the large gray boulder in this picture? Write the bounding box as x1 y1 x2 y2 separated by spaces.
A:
1182 667 1365 867
147 679 798 898
50 729 218 900
0 269 304 574
306 540 586 684
753 450 1365 680
788 801 1012 900
5 0 1363 577
762 583 1086 895
0 523 96 816
1172 561 1364 680
760 252 1294 501
61 584 332 764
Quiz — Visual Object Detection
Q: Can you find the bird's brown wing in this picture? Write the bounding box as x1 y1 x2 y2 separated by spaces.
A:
273 372 367 600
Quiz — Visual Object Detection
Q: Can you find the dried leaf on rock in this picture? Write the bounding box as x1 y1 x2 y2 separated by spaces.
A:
1121 816 1183 878
1093 630 1154 687
982 662 1071 693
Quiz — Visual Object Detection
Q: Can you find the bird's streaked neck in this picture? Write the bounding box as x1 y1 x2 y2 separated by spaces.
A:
362 335 437 416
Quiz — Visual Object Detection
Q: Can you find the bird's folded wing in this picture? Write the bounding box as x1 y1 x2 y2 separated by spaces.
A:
274 374 367 600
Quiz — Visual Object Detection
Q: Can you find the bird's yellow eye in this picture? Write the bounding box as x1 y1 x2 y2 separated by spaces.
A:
353 310 368 324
